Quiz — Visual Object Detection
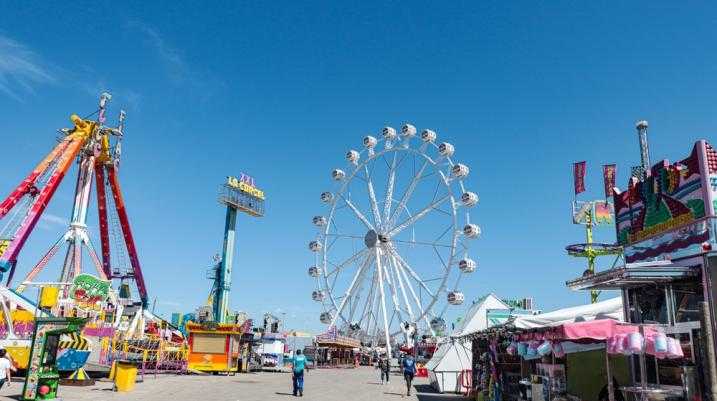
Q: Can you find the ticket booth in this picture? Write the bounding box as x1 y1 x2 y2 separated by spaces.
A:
186 322 248 373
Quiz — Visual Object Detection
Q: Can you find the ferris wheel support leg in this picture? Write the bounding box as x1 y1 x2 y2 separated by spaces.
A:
0 137 71 220
328 255 370 329
95 165 112 279
381 253 405 326
389 254 414 321
107 165 148 307
375 248 392 358
392 252 433 335
389 248 435 298
0 137 86 276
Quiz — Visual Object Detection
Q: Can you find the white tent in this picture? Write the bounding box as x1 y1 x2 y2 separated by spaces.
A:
451 293 511 337
425 339 472 393
511 297 624 329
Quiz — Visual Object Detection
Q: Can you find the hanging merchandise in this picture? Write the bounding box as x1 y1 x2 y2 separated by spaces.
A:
537 340 552 356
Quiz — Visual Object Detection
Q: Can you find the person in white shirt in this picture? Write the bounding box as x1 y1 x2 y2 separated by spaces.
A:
0 349 15 389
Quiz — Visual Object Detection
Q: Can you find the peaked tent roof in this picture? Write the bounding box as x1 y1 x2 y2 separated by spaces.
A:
511 297 623 329
451 293 511 337
425 339 472 372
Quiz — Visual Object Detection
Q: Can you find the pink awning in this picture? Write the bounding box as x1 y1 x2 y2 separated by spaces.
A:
518 319 659 343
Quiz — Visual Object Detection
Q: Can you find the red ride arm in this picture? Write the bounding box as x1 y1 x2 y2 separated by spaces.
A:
0 137 85 274
107 165 148 306
0 138 71 219
95 165 112 279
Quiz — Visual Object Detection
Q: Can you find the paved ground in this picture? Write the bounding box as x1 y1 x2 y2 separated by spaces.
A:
0 367 469 401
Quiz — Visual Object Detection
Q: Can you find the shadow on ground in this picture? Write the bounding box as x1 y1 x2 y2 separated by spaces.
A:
414 384 471 401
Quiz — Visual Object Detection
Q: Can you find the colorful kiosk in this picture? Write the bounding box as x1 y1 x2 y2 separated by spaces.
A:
186 321 251 373
568 134 717 399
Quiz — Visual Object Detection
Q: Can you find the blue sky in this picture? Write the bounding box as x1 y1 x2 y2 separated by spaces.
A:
0 2 715 332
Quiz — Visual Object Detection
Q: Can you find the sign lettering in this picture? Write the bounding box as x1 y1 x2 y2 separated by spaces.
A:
227 175 265 200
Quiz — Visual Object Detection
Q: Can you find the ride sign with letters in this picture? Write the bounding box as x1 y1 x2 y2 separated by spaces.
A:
227 174 265 200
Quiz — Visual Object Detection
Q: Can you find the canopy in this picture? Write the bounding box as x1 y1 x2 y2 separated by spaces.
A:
518 318 659 343
425 340 472 372
511 297 623 329
452 293 511 336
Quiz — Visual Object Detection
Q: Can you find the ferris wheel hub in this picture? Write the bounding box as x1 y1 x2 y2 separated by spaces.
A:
364 229 391 248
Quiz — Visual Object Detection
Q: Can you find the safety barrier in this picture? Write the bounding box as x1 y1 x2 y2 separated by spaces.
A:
103 335 188 376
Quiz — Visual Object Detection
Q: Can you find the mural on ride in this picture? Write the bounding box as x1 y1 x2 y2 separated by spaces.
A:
614 141 717 262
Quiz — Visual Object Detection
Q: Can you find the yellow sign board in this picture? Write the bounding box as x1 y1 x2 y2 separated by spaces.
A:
227 175 265 200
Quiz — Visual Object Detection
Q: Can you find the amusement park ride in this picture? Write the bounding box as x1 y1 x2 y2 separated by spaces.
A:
566 122 655 303
185 174 265 373
0 93 146 304
0 93 155 371
309 124 479 356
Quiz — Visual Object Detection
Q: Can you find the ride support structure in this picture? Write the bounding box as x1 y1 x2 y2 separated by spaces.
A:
0 93 148 307
209 175 265 324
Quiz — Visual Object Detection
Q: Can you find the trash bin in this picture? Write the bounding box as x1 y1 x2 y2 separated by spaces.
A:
113 361 138 392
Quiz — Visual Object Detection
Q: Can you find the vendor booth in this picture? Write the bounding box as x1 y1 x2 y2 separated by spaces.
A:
425 339 472 393
311 328 360 368
567 140 717 400
457 297 632 401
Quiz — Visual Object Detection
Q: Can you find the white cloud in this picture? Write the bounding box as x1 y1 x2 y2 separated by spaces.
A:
0 36 55 101
128 21 188 85
40 213 68 227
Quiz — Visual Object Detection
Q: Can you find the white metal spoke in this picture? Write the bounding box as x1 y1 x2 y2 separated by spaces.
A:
326 248 368 277
375 247 391 356
382 151 398 225
340 194 374 231
364 165 383 227
347 257 373 325
358 267 378 329
388 194 450 237
329 255 371 328
389 247 435 298
389 253 414 321
388 159 430 226
382 253 404 325
393 252 433 331
392 238 455 248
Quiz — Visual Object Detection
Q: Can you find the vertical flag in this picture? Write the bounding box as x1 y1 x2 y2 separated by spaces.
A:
603 164 616 198
573 161 586 195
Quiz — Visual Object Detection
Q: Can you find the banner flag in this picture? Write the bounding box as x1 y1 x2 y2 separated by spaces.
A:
573 161 586 195
603 164 616 198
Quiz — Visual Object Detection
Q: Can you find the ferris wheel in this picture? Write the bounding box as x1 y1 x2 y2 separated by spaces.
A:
308 124 478 349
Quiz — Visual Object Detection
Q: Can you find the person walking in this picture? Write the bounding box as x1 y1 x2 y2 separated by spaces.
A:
379 356 391 384
291 349 307 397
0 349 14 389
402 353 417 397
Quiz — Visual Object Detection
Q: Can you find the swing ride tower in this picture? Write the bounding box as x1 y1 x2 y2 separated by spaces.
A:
0 93 148 308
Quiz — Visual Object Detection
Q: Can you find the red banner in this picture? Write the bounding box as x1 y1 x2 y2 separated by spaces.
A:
573 161 586 195
603 164 616 198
